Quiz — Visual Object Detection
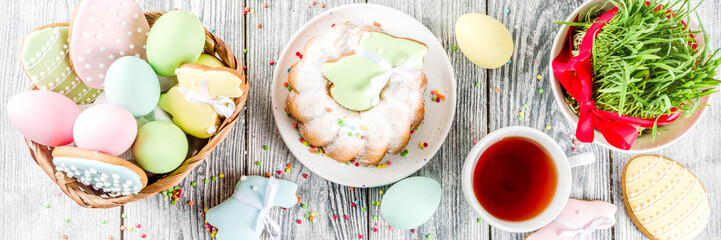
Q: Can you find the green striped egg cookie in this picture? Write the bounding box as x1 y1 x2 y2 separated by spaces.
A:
21 24 102 104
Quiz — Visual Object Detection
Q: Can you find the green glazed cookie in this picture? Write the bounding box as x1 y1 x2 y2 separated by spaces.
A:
21 24 102 104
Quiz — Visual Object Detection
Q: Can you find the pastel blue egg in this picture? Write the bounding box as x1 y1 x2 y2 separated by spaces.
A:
380 177 442 229
104 56 160 117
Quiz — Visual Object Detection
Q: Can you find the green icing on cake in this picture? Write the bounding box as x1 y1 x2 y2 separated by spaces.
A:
322 32 428 111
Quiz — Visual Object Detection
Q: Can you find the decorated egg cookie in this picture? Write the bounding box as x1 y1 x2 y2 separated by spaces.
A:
69 0 150 89
7 90 81 147
158 86 220 139
176 64 245 99
52 146 147 196
622 155 710 240
21 24 102 104
206 176 298 240
146 10 206 76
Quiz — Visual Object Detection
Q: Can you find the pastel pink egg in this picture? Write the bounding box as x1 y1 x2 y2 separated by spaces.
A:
69 0 150 89
7 90 81 146
73 103 137 156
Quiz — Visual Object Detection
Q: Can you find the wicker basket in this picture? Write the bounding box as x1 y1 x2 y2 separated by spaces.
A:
23 11 249 208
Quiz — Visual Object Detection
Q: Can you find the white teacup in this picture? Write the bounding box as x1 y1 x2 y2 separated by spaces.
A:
461 126 595 232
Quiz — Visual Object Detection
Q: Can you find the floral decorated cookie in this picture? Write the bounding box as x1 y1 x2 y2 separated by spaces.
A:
622 155 710 240
206 176 298 240
21 24 102 104
69 0 150 89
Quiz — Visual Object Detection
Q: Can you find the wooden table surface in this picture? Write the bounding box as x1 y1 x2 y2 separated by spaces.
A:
1 0 719 239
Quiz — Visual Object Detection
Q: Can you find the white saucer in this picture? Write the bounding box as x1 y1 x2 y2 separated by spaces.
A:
270 3 456 187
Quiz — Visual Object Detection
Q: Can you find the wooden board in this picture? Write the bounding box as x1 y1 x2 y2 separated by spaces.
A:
0 0 720 239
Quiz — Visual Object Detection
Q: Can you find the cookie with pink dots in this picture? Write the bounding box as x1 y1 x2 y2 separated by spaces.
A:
69 0 150 89
526 199 617 240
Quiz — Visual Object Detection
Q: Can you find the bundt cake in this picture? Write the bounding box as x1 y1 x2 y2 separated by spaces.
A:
286 24 428 166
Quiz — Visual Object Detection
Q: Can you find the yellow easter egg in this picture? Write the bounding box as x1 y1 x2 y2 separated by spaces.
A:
455 14 513 69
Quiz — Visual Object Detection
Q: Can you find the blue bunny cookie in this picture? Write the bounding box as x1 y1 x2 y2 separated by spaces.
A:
52 146 147 196
206 176 298 240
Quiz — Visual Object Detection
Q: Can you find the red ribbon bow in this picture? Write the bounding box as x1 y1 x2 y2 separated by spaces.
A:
552 7 680 150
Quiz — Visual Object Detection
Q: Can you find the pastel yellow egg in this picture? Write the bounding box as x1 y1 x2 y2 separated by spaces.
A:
455 14 513 69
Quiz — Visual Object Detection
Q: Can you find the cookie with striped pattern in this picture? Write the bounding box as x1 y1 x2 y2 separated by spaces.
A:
21 24 102 104
622 155 709 240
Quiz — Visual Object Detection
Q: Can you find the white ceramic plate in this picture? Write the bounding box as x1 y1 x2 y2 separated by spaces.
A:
271 4 456 187
549 0 711 153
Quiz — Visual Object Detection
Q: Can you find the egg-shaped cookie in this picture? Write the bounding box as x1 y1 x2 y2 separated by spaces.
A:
622 155 709 240
21 24 102 104
69 0 150 89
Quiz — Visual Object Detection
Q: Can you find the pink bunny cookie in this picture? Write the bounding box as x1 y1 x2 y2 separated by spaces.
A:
69 0 150 89
526 199 617 240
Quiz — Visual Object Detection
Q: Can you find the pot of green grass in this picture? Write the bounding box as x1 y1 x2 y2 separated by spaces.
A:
549 0 721 152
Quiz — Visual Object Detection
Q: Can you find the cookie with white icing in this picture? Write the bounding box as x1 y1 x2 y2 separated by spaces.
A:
286 24 428 166
52 146 147 196
69 0 150 89
21 24 102 104
622 155 710 240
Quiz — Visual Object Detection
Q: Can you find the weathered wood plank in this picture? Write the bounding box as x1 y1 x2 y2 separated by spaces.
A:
244 1 371 239
121 1 247 240
611 1 721 239
363 0 490 239
0 0 121 239
487 0 612 239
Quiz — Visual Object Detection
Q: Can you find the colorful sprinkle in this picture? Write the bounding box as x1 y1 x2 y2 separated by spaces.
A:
504 9 510 14
475 82 481 87
122 213 127 219
379 190 384 195
477 218 482 223
426 234 433 239
263 145 270 150
65 218 70 223
257 23 262 28
302 204 308 209
401 149 409 157
262 3 268 8
319 3 325 8
451 46 457 51
537 75 543 80
494 87 500 93
297 219 302 224
269 60 275 65
344 215 349 220
191 182 197 186
309 0 316 5
255 161 261 166
303 173 309 179
204 179 209 184
538 88 544 94
545 125 552 130
44 203 50 208
219 173 225 178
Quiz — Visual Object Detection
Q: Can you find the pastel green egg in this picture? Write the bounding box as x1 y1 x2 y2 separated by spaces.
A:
380 177 442 229
131 121 188 174
104 56 160 117
146 10 206 76
194 54 225 67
